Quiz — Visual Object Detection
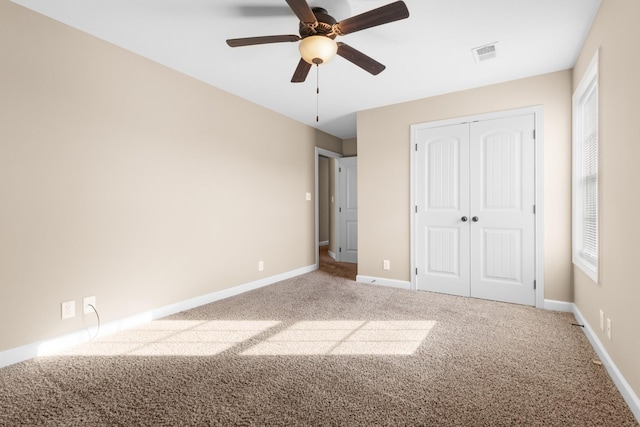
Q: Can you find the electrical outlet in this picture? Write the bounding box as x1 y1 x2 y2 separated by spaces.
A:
83 296 96 314
258 261 264 271
606 318 612 340
61 300 75 320
599 309 604 331
383 260 390 270
305 192 312 201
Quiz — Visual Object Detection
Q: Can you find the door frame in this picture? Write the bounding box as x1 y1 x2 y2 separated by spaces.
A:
315 147 342 269
410 106 545 308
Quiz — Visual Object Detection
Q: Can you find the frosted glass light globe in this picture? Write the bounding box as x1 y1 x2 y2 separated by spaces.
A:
299 36 338 65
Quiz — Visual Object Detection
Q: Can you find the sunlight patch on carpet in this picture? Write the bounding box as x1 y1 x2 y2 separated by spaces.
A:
241 320 436 356
50 320 435 357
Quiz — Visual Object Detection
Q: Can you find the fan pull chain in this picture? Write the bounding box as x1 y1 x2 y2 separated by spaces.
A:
316 64 320 122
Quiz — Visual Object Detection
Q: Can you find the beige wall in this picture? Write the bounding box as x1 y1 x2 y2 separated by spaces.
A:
572 0 640 400
357 70 573 301
342 138 357 157
0 0 340 351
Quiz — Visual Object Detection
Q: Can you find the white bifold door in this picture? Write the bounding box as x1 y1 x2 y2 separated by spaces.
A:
415 114 536 306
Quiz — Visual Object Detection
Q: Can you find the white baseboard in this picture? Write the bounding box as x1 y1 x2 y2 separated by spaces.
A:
328 250 337 260
543 299 574 312
356 275 411 290
572 305 640 422
318 241 329 247
0 264 317 368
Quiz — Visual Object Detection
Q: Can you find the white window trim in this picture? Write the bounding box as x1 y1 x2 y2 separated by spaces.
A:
572 50 599 283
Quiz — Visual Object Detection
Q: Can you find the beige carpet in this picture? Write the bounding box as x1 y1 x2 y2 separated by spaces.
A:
1 258 637 426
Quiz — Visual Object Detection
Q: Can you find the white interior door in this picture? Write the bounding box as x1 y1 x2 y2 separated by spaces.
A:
469 115 536 305
338 157 357 263
416 124 470 296
415 114 536 306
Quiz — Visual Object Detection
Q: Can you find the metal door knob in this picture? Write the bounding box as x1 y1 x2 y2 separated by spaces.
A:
472 216 479 222
461 216 468 222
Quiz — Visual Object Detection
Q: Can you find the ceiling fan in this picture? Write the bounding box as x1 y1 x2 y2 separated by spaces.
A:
226 0 410 83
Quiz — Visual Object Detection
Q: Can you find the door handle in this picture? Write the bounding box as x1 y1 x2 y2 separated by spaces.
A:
472 216 479 222
461 216 468 222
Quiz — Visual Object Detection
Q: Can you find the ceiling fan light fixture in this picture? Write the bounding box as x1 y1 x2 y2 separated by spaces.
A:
299 35 338 65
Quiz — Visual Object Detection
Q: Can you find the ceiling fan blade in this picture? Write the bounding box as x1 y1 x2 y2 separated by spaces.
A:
291 58 312 83
226 35 300 47
337 42 385 75
285 0 317 25
335 1 409 35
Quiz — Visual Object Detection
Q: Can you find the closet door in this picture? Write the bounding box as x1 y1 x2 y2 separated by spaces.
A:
415 114 536 306
415 123 470 296
469 115 536 306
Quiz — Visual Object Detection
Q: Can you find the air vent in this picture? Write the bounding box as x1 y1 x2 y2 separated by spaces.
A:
472 42 498 63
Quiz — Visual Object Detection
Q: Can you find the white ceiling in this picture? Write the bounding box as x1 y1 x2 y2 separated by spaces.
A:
12 0 601 139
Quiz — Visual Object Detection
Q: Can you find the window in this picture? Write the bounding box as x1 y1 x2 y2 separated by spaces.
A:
572 50 599 282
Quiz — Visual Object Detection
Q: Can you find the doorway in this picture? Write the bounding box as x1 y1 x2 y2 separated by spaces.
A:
315 148 341 268
411 108 544 307
315 148 358 278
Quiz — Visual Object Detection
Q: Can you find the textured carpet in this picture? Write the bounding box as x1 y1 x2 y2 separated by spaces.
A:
0 256 637 426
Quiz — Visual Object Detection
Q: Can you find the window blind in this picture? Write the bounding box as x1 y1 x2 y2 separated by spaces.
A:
581 83 598 263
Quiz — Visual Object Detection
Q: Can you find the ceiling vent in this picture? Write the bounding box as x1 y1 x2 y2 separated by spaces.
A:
472 42 498 63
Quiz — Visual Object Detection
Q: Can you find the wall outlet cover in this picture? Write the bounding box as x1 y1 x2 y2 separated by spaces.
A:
61 300 76 320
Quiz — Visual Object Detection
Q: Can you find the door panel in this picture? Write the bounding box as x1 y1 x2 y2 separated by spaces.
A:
427 227 460 277
339 157 358 263
482 228 522 282
416 123 469 296
483 133 522 210
470 115 535 305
